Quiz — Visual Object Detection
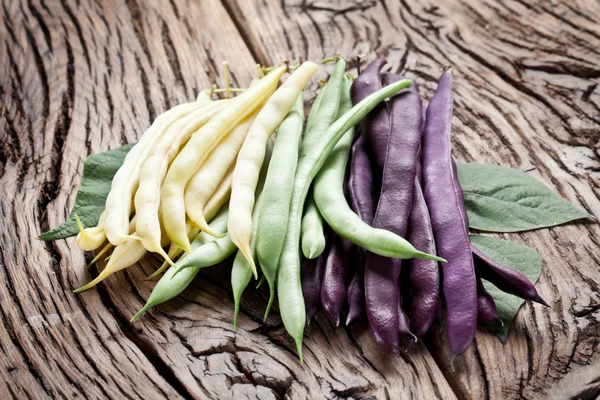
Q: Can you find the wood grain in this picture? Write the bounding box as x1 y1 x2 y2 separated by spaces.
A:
1 0 599 399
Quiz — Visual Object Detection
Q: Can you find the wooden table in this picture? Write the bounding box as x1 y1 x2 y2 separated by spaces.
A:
1 0 599 398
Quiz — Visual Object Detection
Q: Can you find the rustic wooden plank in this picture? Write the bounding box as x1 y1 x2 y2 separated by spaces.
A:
2 0 599 398
220 0 600 398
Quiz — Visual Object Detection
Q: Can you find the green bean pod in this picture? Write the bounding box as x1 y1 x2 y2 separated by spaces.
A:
298 59 346 260
277 78 438 362
300 194 326 259
255 94 304 320
130 207 229 321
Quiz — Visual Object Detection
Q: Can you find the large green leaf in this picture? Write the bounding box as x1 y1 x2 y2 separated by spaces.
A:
458 163 593 232
39 144 134 240
470 235 543 342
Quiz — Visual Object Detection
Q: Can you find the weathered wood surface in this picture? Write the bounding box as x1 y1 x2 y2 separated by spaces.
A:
1 0 599 398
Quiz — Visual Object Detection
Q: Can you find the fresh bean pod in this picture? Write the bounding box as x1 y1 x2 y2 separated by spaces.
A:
472 246 549 306
314 75 355 324
422 70 477 362
345 135 375 325
135 100 228 258
256 94 305 318
320 235 354 325
299 59 347 260
162 66 285 252
363 73 422 351
300 195 327 259
106 100 203 244
146 168 234 280
231 140 274 327
229 62 318 274
476 277 503 326
184 111 258 236
407 168 440 339
76 212 107 251
351 58 389 171
301 238 330 323
130 207 229 321
277 78 419 362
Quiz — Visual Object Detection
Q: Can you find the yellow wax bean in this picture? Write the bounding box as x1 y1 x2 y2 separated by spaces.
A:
148 169 233 280
184 112 257 235
103 100 204 245
161 66 286 252
228 61 318 274
76 211 107 251
135 100 228 259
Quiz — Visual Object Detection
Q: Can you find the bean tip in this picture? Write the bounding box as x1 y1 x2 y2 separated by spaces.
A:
532 294 550 308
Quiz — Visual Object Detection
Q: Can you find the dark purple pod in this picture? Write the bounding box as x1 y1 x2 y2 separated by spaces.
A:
347 135 376 226
345 135 375 326
476 277 503 326
364 73 423 352
321 236 354 325
407 165 440 339
472 246 549 306
301 239 330 323
345 250 366 325
351 58 389 172
422 71 477 361
398 295 417 344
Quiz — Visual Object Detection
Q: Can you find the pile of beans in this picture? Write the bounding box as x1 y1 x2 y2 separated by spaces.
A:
70 57 546 363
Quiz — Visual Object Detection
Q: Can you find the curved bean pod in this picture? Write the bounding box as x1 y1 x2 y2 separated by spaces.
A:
256 93 305 318
345 135 376 325
277 78 422 362
422 70 477 362
362 72 421 351
407 170 440 339
147 167 234 280
136 101 227 257
162 65 286 252
300 195 326 259
184 111 258 235
472 246 548 306
76 212 107 251
229 140 274 327
301 237 330 323
130 207 229 321
314 75 355 324
350 58 389 171
229 62 318 274
476 277 503 326
105 100 203 244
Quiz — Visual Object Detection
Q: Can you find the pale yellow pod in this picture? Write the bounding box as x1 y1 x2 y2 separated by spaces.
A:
74 216 139 292
228 62 318 273
184 112 257 235
103 100 204 245
161 66 286 252
135 101 228 257
149 170 233 280
76 211 107 251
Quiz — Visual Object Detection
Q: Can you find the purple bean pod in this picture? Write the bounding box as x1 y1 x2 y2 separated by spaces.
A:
321 235 355 325
345 135 376 325
472 247 549 306
301 238 330 323
363 73 422 352
407 164 441 339
476 277 503 326
351 59 389 172
422 70 477 362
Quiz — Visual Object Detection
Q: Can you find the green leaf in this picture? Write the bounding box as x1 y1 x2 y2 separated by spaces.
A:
470 235 543 342
39 144 134 240
457 163 593 232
